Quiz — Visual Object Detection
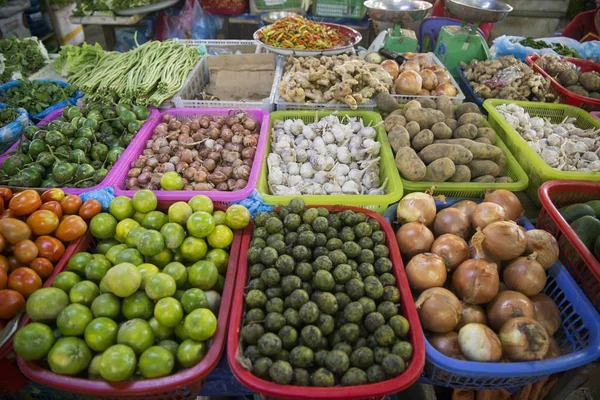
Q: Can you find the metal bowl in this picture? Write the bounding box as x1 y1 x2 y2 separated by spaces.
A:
260 11 300 25
445 0 513 23
364 0 432 24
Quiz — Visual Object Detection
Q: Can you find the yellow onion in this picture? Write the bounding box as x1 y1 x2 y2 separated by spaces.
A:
456 304 488 331
434 70 451 85
416 287 462 333
499 317 549 361
471 202 507 230
434 207 471 239
432 82 457 97
503 255 546 296
484 189 523 221
452 200 478 220
419 69 438 91
458 323 503 362
381 59 400 80
396 192 436 226
395 70 422 95
452 259 499 304
524 229 559 270
396 222 434 259
401 60 421 72
487 290 535 331
544 336 561 359
418 88 431 95
478 221 526 261
429 332 465 359
530 293 561 336
431 234 469 272
406 253 447 290
469 236 498 264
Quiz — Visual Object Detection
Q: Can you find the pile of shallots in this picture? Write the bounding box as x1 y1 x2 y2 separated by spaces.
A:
395 189 562 363
126 110 260 191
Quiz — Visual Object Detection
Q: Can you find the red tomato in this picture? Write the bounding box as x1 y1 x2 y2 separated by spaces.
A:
60 195 82 215
55 215 87 242
8 190 41 216
0 188 12 204
0 218 32 245
0 209 15 220
34 236 65 263
8 267 42 298
7 256 24 272
0 269 6 289
13 239 39 264
0 255 8 274
26 210 60 236
0 289 25 319
29 258 54 280
79 200 102 221
39 201 63 219
41 188 65 203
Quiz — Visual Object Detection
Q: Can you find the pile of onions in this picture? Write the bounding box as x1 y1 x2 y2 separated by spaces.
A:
499 317 549 361
452 259 499 304
484 189 523 221
434 208 470 239
431 234 469 272
396 222 434 259
458 323 503 362
477 221 526 261
429 332 464 360
396 192 436 226
406 253 446 290
416 287 462 333
471 202 506 230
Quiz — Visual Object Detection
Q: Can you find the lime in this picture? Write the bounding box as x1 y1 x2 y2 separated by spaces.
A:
212 210 226 226
188 260 218 290
117 319 154 355
145 273 177 300
181 288 208 314
174 289 185 302
139 346 174 378
53 271 82 293
145 248 174 269
187 212 215 238
48 337 92 376
90 213 118 240
225 205 250 230
96 239 120 255
179 237 207 262
177 339 207 368
121 291 154 320
189 195 213 214
115 248 144 266
100 344 136 382
136 263 159 289
162 262 188 288
84 317 118 352
105 244 128 264
115 218 140 243
125 226 147 248
100 263 141 298
85 258 112 282
184 308 217 341
67 252 93 276
26 288 70 322
137 230 165 257
92 254 108 261
142 211 169 231
132 190 157 214
204 249 229 275
148 317 174 341
160 222 185 249
161 172 184 190
168 202 193 225
159 340 179 358
70 281 100 307
207 225 233 249
88 354 103 380
57 303 93 336
91 293 121 319
133 211 147 224
109 196 135 221
14 322 55 360
154 297 183 328
174 321 191 342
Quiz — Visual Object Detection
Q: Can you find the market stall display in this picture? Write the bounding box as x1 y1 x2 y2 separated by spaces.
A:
0 80 82 119
0 37 49 84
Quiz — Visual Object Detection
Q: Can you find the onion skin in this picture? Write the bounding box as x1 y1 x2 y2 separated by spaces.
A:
381 60 400 80
479 221 526 261
406 253 447 290
416 287 462 333
499 317 549 361
419 69 438 91
530 294 561 336
469 237 498 264
431 234 469 272
429 332 465 359
487 290 535 331
452 200 478 220
434 208 471 239
458 323 503 362
396 222 434 259
432 82 457 97
452 259 499 304
471 202 507 231
395 70 422 95
456 304 488 331
524 229 559 270
544 336 561 359
503 255 546 296
484 189 523 221
396 192 436 226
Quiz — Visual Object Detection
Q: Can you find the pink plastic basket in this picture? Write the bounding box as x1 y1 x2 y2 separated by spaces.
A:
113 108 270 206
0 107 160 195
592 112 600 121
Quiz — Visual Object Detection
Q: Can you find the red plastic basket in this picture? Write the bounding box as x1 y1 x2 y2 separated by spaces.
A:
227 205 425 400
526 54 600 113
537 180 600 311
17 201 243 399
0 231 85 395
200 0 248 14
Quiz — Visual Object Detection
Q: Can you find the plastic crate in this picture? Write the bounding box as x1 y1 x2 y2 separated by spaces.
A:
114 108 270 206
483 99 600 206
537 180 600 311
200 0 248 14
526 54 600 113
228 205 425 399
391 53 465 106
456 65 486 114
0 107 160 195
312 0 366 19
256 110 403 213
400 118 529 197
17 201 242 399
172 54 281 111
383 199 600 390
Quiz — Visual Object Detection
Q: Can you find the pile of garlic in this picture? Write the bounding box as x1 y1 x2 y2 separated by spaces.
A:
267 115 387 196
496 104 600 172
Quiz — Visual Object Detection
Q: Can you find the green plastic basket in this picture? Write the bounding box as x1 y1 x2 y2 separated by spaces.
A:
252 0 302 10
483 99 600 206
312 0 367 19
257 110 403 213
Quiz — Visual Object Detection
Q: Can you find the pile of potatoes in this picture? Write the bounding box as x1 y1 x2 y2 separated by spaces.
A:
380 95 513 183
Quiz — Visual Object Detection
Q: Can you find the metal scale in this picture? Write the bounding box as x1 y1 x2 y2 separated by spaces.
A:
434 0 512 78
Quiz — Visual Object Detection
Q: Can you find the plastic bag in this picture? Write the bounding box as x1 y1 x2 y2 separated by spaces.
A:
483 66 523 89
492 35 600 63
0 102 28 146
157 0 222 40
230 189 275 217
79 187 115 211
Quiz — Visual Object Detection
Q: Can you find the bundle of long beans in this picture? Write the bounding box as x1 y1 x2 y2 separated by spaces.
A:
68 40 199 106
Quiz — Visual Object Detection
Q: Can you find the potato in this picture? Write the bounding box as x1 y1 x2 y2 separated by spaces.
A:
473 175 495 183
495 176 513 183
417 98 437 109
404 100 422 110
412 129 434 151
580 71 600 92
474 137 492 145
395 147 426 181
390 109 405 117
419 143 473 165
454 123 478 139
436 95 454 119
445 119 458 131
388 126 410 152
405 108 445 129
455 102 481 119
406 121 421 139
458 112 485 128
434 138 502 159
384 115 407 132
468 159 500 178
424 158 456 182
431 122 453 139
476 127 497 143
448 165 471 182
376 92 400 113
492 151 506 172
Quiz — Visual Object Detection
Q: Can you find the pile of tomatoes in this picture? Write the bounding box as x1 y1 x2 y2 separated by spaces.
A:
0 188 101 327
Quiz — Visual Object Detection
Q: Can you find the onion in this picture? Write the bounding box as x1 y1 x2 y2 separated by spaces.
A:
469 237 497 264
524 230 559 270
544 336 561 359
499 317 549 361
401 60 421 72
498 282 508 292
429 332 465 359
486 290 535 331
415 287 462 333
458 323 503 362
381 60 400 80
434 70 451 85
395 70 422 95
418 88 430 95
396 192 436 226
530 294 561 336
432 82 457 97
396 222 434 259
503 255 546 296
452 200 478 220
419 69 438 91
484 189 523 221
365 51 383 64
433 207 470 239
452 259 499 304
477 221 526 261
471 202 507 230
406 253 447 290
431 234 469 272
456 304 488 331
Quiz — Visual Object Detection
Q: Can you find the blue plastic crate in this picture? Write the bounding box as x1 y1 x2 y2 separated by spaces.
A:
384 199 600 390
455 66 487 115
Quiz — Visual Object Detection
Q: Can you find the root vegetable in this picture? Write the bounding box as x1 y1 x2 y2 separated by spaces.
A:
458 323 503 362
503 255 546 296
429 332 464 359
396 192 436 226
452 259 499 304
530 294 561 336
456 304 488 331
434 207 470 239
524 229 559 270
416 287 462 333
406 253 447 290
396 222 434 259
499 317 549 361
431 234 469 272
471 202 507 231
486 290 535 331
452 200 478 220
484 189 523 221
476 221 526 261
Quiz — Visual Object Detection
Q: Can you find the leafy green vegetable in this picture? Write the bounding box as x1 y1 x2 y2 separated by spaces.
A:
53 42 105 77
0 80 78 115
0 36 49 83
516 37 583 58
73 0 162 13
0 106 18 129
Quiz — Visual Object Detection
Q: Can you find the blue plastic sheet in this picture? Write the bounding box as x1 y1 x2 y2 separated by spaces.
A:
79 187 115 211
230 189 275 217
492 35 600 63
0 102 29 146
